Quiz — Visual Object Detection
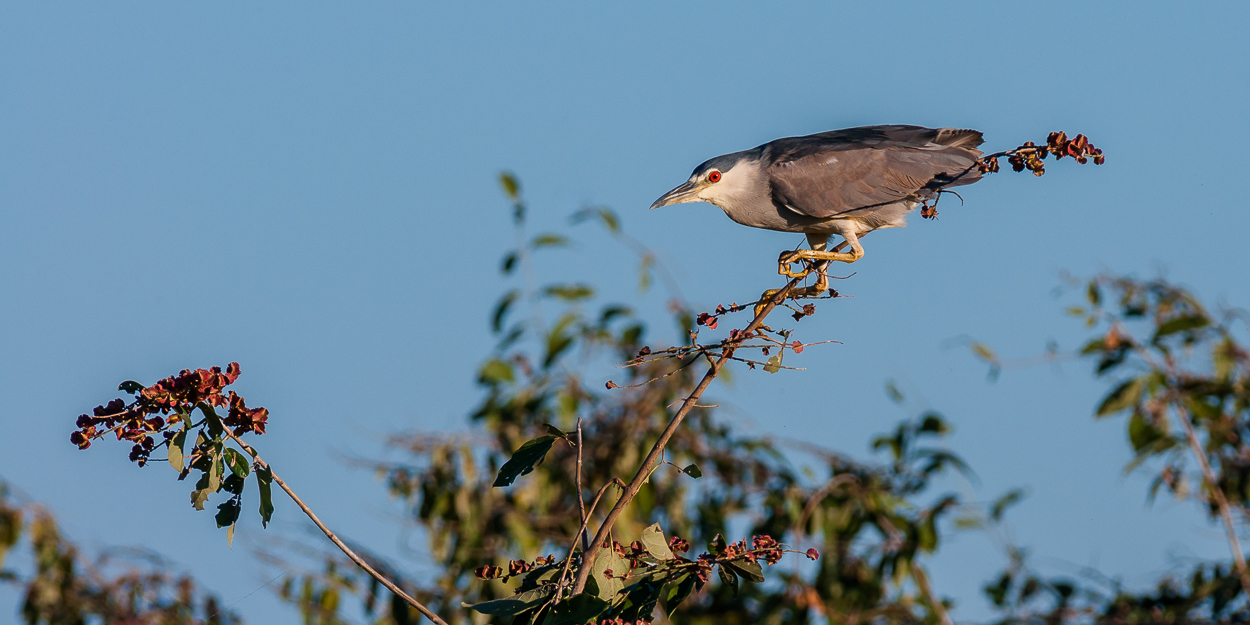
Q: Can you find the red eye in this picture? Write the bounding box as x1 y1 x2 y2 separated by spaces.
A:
708 171 721 183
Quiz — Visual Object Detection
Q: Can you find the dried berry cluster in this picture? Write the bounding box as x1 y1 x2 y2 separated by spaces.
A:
792 302 817 322
668 536 690 553
573 619 651 625
716 535 787 566
70 363 268 466
979 131 1105 177
473 555 556 582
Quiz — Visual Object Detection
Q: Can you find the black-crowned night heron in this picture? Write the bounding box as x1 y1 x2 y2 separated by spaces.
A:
650 125 984 302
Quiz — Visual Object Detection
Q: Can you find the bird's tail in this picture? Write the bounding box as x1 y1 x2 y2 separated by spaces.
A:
934 128 985 152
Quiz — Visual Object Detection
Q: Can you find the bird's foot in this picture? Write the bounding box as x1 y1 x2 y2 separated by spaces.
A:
778 251 814 278
791 284 828 298
755 289 783 317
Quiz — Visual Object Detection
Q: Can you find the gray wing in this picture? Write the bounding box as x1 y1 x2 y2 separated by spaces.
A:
765 125 985 219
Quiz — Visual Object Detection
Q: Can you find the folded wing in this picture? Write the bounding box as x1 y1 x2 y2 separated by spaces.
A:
766 125 984 219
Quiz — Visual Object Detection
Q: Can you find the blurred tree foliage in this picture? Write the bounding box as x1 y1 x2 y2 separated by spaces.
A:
0 482 240 625
19 174 1250 624
266 178 981 625
268 184 1250 625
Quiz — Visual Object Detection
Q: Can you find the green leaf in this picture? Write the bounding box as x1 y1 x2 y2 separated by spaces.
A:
918 514 939 552
1080 337 1108 355
544 313 578 369
501 252 519 275
543 423 570 441
970 342 998 363
1128 410 1164 452
542 284 594 301
463 587 551 616
763 355 782 374
918 413 950 435
599 306 632 324
215 498 241 528
540 594 609 625
478 358 515 386
223 448 250 479
641 523 674 560
1215 337 1236 380
885 379 905 404
493 436 557 487
1097 377 1145 417
638 254 654 293
614 576 664 622
1086 282 1102 306
590 545 630 601
256 465 274 528
1153 314 1208 342
724 558 765 583
190 488 211 511
221 473 246 496
663 573 697 617
492 290 520 333
207 448 222 493
717 563 739 596
570 206 620 234
990 488 1027 521
531 233 570 249
681 463 702 479
708 533 726 556
168 431 186 473
516 564 562 593
199 403 224 439
499 172 520 201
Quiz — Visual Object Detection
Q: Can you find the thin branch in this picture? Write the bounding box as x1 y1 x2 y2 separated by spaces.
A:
1108 316 1250 596
1171 397 1250 595
910 563 954 625
571 275 804 594
576 416 589 553
551 478 627 602
222 430 450 625
793 474 858 540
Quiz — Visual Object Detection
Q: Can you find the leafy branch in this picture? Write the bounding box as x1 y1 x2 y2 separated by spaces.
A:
69 364 451 625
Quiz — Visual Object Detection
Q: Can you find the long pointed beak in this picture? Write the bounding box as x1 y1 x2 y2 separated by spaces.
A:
649 180 701 210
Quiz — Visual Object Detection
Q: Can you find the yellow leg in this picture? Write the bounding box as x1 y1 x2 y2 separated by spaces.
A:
757 231 863 316
777 248 863 277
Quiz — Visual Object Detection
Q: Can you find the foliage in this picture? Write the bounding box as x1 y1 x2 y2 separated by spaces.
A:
0 482 240 625
969 275 1250 624
267 176 970 625
1072 276 1250 514
69 363 275 546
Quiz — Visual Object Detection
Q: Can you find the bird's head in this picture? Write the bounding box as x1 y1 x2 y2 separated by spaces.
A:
650 152 756 211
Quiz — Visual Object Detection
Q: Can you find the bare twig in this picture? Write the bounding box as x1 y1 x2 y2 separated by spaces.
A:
571 275 805 594
222 430 450 625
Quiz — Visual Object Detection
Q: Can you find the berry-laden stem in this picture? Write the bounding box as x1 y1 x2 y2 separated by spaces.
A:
571 275 803 594
222 430 450 625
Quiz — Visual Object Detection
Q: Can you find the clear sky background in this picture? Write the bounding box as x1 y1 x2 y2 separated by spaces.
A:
3 2 1249 623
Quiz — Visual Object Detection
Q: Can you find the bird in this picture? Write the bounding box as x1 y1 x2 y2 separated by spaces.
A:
650 125 985 303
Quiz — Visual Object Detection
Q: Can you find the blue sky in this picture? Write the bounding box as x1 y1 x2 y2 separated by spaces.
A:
2 2 1249 623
